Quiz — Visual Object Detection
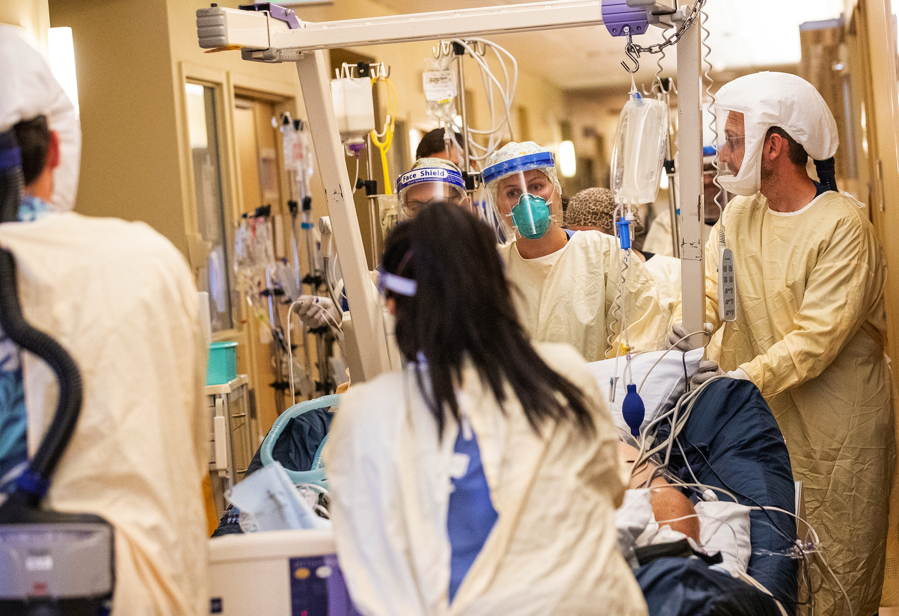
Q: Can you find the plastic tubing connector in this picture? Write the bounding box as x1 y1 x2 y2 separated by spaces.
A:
617 217 632 250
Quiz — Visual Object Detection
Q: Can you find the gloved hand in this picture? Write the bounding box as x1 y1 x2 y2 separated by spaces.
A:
295 295 343 330
668 322 714 352
691 359 720 387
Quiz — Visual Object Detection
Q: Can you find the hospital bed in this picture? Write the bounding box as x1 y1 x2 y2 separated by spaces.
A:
633 377 798 616
211 373 801 615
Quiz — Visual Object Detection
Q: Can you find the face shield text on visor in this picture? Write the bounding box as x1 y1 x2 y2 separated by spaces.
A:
483 150 560 241
396 166 467 221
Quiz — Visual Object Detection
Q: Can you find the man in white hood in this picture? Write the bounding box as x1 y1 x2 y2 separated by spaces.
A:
673 72 893 615
0 26 208 614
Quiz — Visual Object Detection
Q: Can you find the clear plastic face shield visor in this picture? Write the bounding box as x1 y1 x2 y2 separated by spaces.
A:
396 167 468 221
482 152 561 240
716 108 747 179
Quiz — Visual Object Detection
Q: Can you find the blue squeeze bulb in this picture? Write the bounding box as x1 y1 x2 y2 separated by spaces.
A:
622 383 645 438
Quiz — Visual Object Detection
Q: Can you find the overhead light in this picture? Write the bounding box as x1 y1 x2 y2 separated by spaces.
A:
559 140 576 178
48 27 79 117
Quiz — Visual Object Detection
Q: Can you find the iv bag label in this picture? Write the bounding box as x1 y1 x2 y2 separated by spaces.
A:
290 554 362 616
423 70 457 103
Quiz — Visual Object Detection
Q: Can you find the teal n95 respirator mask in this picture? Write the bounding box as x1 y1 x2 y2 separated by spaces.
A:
510 194 551 239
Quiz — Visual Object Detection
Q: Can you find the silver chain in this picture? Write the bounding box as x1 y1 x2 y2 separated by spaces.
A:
626 0 707 57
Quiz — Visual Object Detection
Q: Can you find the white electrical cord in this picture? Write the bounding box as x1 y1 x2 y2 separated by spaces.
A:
286 298 345 406
450 38 518 163
750 506 852 615
286 299 305 406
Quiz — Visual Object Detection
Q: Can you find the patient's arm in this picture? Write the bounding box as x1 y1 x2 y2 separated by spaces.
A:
618 441 701 544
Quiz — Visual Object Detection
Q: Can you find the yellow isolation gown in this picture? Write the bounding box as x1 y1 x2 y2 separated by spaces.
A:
498 230 664 361
694 190 894 615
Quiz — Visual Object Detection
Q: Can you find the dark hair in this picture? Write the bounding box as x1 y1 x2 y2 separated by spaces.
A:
416 127 463 160
13 115 51 186
381 202 595 438
765 126 808 167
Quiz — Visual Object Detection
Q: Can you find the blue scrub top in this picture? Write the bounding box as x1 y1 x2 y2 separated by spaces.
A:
0 196 52 488
447 424 498 603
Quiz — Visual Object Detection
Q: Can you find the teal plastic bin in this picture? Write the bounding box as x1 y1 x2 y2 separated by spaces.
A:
207 341 238 385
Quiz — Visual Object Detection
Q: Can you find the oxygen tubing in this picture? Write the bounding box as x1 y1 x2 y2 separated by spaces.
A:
0 129 83 506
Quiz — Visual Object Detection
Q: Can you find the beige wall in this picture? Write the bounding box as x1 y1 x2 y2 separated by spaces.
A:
50 0 189 254
845 0 899 608
0 0 50 54
45 0 567 426
50 0 566 255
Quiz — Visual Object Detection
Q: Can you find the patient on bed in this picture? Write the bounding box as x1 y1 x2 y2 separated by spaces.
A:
619 441 700 544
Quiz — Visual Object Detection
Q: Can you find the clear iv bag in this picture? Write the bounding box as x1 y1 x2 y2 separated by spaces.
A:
610 94 668 206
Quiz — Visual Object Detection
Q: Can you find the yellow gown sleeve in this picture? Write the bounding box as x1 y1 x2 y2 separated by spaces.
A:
604 249 664 357
739 217 876 397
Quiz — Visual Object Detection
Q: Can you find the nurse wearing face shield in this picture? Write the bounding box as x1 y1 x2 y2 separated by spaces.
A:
484 142 663 361
294 157 471 331
396 157 470 221
671 72 893 616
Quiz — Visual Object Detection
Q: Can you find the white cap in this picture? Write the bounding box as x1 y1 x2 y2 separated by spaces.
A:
0 26 81 211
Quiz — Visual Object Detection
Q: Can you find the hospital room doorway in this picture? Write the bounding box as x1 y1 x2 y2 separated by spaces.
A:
233 94 301 437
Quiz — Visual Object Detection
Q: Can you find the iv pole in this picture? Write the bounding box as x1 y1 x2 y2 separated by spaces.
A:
196 0 705 380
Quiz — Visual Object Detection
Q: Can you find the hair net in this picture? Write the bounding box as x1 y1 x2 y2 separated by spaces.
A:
0 26 81 212
483 141 562 239
715 72 838 197
565 187 643 235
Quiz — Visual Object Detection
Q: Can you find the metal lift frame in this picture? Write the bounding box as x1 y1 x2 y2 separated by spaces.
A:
197 0 706 381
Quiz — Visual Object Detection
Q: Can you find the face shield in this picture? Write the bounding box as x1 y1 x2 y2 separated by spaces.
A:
713 105 765 197
714 72 839 197
483 146 562 241
396 158 468 221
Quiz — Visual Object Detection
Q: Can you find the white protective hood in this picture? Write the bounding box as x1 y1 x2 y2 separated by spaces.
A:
715 72 838 197
0 26 81 211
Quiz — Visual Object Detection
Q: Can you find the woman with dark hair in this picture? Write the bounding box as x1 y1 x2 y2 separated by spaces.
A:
323 203 647 616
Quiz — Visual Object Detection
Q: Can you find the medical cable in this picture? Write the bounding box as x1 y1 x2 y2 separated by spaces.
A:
286 299 304 406
749 505 850 614
608 203 634 393
685 435 817 611
457 39 516 155
630 375 723 477
636 329 713 394
449 38 517 163
286 298 344 406
647 510 741 553
700 1 726 248
630 369 820 610
664 482 739 505
669 437 816 610
675 438 705 492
